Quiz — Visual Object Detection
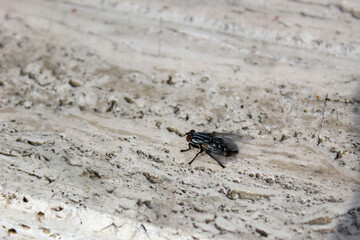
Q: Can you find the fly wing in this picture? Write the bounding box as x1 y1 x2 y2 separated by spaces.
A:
211 132 253 152
211 132 248 141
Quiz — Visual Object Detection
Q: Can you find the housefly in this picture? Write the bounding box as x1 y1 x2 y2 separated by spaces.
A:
181 130 241 168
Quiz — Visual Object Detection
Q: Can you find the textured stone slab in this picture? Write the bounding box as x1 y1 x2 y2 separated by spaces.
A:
0 0 359 239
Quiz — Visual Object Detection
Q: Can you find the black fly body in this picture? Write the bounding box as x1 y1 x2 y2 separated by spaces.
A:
181 130 240 168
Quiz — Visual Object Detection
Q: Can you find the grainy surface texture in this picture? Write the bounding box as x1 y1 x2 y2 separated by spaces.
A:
0 0 359 239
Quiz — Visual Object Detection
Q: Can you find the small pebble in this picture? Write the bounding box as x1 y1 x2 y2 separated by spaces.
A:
266 178 274 184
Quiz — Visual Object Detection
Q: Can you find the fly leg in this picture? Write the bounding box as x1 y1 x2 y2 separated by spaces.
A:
216 160 226 168
181 144 192 152
188 149 204 165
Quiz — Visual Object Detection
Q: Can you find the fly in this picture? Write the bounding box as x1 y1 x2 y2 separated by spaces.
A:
181 129 241 168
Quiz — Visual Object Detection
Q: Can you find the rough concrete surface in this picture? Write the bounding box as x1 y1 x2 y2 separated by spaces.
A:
0 0 359 239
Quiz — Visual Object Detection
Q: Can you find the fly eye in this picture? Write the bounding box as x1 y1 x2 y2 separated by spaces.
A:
190 129 195 133
186 135 190 142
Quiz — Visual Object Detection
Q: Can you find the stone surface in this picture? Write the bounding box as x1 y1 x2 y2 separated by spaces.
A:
0 0 359 239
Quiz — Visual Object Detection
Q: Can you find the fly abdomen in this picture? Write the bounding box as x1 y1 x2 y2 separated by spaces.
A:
211 138 238 156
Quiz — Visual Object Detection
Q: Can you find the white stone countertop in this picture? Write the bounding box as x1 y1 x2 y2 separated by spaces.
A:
0 0 359 239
